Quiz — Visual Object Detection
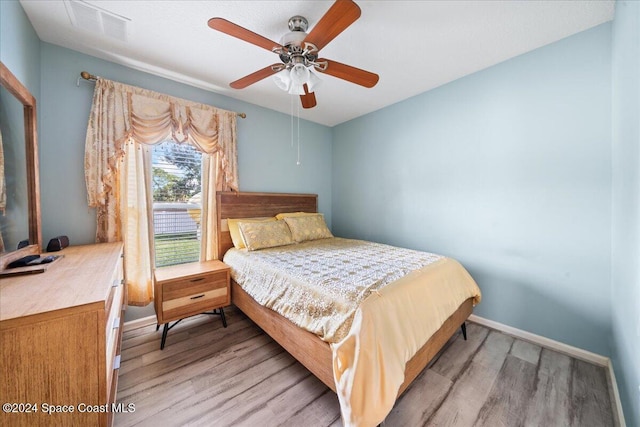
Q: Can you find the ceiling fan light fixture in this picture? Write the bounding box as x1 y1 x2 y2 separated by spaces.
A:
307 67 322 91
288 83 306 96
274 63 320 95
290 63 310 85
273 70 291 91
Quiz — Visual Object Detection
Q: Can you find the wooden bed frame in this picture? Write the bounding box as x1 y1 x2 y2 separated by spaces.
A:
216 191 474 396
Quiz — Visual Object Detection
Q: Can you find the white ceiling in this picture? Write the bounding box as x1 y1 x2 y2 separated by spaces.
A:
20 0 614 127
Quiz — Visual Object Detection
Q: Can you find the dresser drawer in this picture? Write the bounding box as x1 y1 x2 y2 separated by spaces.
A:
105 251 124 395
105 256 124 344
105 281 124 385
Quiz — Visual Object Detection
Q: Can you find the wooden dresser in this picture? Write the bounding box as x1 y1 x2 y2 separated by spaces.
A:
0 243 126 427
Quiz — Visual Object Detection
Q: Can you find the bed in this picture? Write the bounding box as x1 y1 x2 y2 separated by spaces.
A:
216 191 481 426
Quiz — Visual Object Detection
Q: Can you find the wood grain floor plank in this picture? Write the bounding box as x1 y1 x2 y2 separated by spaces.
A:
510 339 542 365
474 354 538 426
115 378 197 427
115 311 616 427
524 348 572 427
430 322 489 381
423 330 514 426
570 359 615 427
280 389 341 427
189 339 284 394
385 369 453 426
139 318 255 366
115 336 283 426
134 351 299 426
117 321 263 395
141 319 254 367
239 374 330 426
117 334 279 406
187 357 311 426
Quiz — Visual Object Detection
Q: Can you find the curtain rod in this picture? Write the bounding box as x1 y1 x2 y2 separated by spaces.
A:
79 71 247 119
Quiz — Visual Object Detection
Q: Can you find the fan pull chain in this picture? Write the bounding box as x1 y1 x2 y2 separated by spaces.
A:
290 95 294 148
296 100 301 166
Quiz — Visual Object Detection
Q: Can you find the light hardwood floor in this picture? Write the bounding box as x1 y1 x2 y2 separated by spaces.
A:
115 307 618 427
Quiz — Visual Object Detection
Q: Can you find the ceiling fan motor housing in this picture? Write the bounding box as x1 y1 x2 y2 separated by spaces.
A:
278 16 320 70
288 15 308 32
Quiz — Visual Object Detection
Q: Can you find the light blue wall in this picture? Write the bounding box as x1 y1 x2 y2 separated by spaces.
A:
39 43 332 250
332 24 613 356
0 0 40 89
0 0 40 251
611 1 640 426
38 43 332 320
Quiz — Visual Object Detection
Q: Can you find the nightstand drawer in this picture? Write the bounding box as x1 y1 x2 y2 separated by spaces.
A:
162 287 228 320
163 270 228 300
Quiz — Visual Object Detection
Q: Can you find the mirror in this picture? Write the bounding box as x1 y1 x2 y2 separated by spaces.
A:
0 61 41 270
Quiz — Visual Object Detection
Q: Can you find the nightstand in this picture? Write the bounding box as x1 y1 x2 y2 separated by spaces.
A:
154 260 230 349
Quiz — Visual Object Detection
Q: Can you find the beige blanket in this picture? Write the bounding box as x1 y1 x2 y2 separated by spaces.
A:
223 238 481 426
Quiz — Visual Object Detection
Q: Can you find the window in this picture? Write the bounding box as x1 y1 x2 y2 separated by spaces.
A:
151 141 203 267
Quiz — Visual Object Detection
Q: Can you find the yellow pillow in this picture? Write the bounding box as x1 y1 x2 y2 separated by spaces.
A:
283 214 333 243
275 211 318 220
227 217 275 249
239 220 294 251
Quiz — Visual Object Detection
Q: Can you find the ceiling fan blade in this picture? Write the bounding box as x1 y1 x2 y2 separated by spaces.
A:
208 18 283 52
303 0 361 51
230 64 282 89
300 84 317 109
317 59 379 88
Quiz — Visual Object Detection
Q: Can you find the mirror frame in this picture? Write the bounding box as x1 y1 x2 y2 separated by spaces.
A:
0 61 41 270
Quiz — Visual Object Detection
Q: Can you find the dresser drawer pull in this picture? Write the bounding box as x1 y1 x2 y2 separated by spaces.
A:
190 294 205 300
113 355 121 370
113 317 120 329
190 277 206 283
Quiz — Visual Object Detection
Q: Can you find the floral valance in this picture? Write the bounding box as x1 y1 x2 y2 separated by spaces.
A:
85 78 238 209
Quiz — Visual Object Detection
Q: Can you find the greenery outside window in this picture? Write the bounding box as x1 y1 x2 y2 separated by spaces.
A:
152 141 203 267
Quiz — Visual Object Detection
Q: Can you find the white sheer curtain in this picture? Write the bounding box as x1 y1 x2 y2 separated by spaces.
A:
84 78 238 306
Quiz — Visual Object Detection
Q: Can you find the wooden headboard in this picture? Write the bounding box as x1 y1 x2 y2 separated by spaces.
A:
216 191 318 258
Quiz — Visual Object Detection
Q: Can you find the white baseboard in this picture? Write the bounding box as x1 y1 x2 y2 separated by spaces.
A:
607 360 627 427
468 314 608 365
468 314 626 426
123 315 157 332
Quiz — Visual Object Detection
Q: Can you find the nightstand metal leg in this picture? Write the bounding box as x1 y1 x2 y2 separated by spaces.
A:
159 319 183 350
156 324 160 331
461 322 467 341
161 323 169 350
219 308 227 328
203 308 228 327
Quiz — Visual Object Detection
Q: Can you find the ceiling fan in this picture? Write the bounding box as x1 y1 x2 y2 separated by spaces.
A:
208 0 379 109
